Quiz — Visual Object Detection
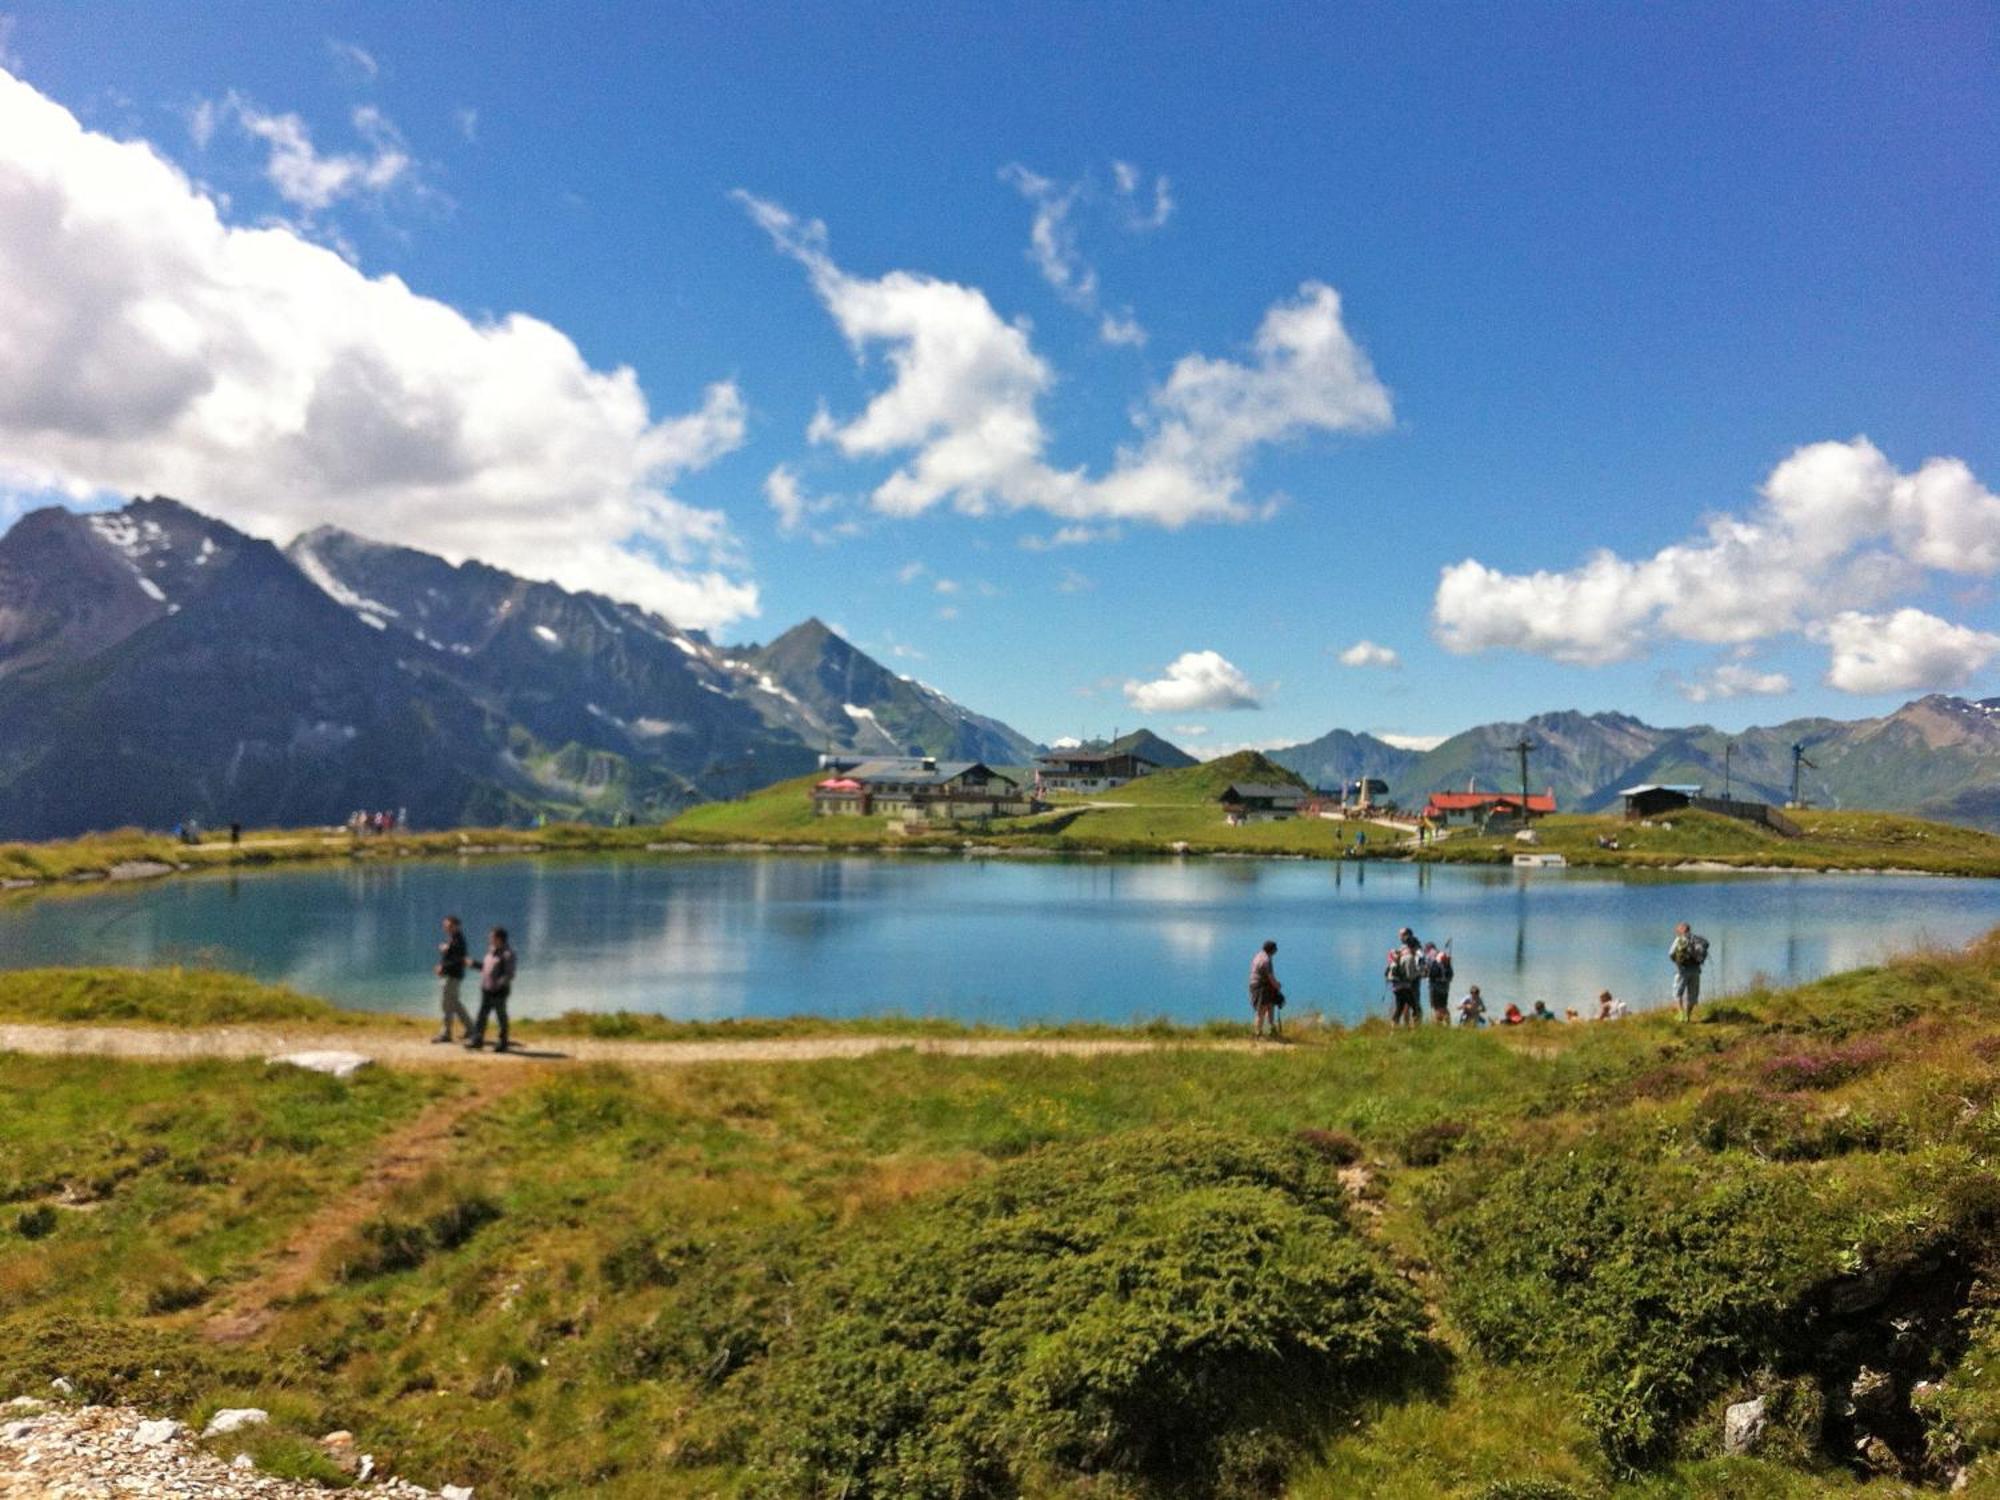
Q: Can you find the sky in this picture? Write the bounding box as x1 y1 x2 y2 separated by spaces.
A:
0 2 1995 752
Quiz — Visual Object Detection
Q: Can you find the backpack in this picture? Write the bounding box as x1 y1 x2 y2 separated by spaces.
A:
1688 934 1709 967
1429 953 1454 986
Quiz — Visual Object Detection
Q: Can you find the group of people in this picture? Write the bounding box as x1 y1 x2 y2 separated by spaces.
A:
349 808 407 836
1245 919 1712 1036
432 915 518 1050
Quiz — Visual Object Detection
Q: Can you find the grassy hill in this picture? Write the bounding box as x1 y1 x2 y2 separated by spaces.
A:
14 941 2000 1494
1419 806 2000 877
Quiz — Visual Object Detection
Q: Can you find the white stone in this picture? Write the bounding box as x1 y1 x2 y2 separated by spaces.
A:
359 1453 376 1481
1724 1396 1767 1456
48 1378 73 1395
232 1453 255 1471
201 1407 268 1437
442 1486 475 1500
266 1050 374 1078
1 1418 38 1441
134 1417 183 1446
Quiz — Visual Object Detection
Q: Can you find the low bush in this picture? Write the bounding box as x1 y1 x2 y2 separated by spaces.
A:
749 1127 1430 1498
1294 1127 1364 1165
330 1185 500 1282
14 1203 57 1239
1399 1117 1471 1167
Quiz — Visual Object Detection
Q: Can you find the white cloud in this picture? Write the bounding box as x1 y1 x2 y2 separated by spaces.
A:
738 192 1392 529
896 560 927 584
1338 639 1399 669
1124 650 1261 713
1055 566 1092 594
1110 159 1173 230
932 576 960 594
327 39 380 81
453 106 479 144
1000 162 1147 346
1821 609 2000 694
0 68 755 629
1170 723 1209 738
1434 438 2000 690
999 163 1095 308
936 604 959 621
1020 524 1117 550
1676 662 1793 703
220 93 411 214
1098 311 1147 348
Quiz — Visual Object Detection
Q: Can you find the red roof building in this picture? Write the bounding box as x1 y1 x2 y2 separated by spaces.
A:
1423 790 1557 822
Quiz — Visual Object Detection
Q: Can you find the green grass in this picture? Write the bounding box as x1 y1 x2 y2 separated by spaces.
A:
1414 806 2000 876
18 940 2000 1492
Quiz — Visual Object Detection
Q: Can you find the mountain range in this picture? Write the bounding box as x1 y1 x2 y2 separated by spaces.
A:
1264 699 2000 828
0 496 1036 838
5 495 2000 838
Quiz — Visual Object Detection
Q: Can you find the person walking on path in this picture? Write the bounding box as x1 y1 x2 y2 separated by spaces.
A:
467 926 517 1052
1424 942 1454 1026
433 914 474 1043
1386 928 1425 1027
1249 940 1284 1038
1670 921 1709 1022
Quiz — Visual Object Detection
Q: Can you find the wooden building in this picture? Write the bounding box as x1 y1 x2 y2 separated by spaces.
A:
1035 748 1165 794
1218 782 1306 823
811 759 1038 820
1422 789 1558 826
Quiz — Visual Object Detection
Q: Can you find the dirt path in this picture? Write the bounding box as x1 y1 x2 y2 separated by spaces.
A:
0 1022 1254 1071
200 1071 534 1343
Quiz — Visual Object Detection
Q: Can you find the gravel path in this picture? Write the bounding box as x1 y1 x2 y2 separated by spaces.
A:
0 1022 1250 1071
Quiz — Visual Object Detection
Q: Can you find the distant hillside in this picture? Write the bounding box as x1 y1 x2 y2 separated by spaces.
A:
1116 750 1308 805
1268 698 2000 829
1265 728 1420 790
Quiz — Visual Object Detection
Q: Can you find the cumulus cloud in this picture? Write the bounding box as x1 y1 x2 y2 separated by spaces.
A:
1676 663 1794 703
1020 524 1117 550
738 192 1391 529
1338 639 1399 669
1434 437 2000 692
0 68 755 629
1124 650 1261 713
1821 609 2000 695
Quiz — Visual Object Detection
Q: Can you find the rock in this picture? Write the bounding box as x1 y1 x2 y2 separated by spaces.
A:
232 1452 256 1471
267 1050 374 1078
1857 1433 1899 1473
1 1419 38 1442
1723 1396 1767 1456
202 1407 268 1437
359 1453 376 1481
442 1486 475 1500
1851 1366 1895 1411
134 1417 183 1446
48 1378 73 1395
319 1429 359 1474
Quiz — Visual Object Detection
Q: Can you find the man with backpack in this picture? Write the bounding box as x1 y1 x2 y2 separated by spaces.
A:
1386 928 1425 1027
1424 941 1454 1026
433 914 474 1044
1670 921 1709 1022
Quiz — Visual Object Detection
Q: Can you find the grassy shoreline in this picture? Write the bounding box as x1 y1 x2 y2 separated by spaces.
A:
8 760 2000 893
11 941 2000 1495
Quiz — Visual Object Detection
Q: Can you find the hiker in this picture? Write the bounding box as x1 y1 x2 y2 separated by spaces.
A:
1595 989 1630 1020
1501 1002 1525 1026
467 926 517 1052
1424 941 1454 1026
1531 1000 1556 1022
1670 921 1710 1022
1386 928 1425 1027
433 914 474 1043
1458 987 1488 1026
1249 940 1284 1038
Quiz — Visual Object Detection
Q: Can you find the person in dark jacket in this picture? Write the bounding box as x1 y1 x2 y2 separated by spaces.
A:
433 914 473 1043
467 926 517 1052
1424 942 1454 1026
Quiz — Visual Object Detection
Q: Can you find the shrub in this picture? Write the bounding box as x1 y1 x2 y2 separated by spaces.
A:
749 1127 1429 1498
1761 1039 1889 1091
1294 1127 1363 1165
143 1273 210 1314
332 1188 500 1281
1399 1117 1470 1167
14 1203 57 1239
1476 1483 1588 1500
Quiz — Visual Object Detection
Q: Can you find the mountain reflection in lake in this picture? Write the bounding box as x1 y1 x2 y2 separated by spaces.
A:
3 855 1994 1026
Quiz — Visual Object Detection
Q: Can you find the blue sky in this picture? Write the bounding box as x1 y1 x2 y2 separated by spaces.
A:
1 2 1995 749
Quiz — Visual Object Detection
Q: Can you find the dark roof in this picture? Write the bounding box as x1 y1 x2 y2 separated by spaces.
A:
851 760 1015 788
1220 782 1305 801
1618 784 1701 797
1037 748 1156 767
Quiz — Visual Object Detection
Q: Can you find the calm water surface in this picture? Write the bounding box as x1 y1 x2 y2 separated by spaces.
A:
2 855 1995 1025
